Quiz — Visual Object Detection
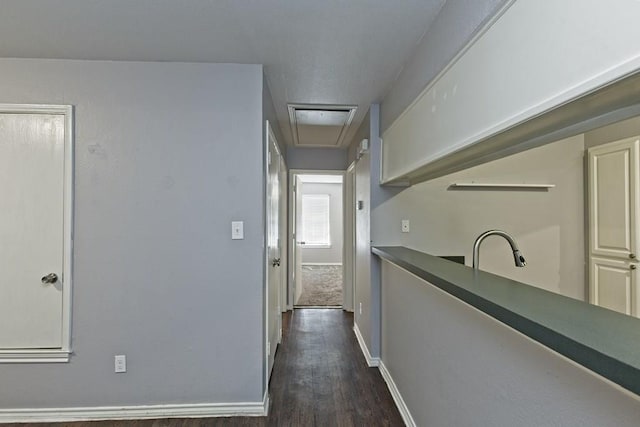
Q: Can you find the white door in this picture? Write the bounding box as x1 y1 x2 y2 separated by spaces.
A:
0 113 66 349
590 257 637 316
279 158 288 313
266 123 282 380
588 136 640 316
293 176 304 305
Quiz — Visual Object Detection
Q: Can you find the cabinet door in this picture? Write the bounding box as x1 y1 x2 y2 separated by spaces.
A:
588 137 640 260
589 257 637 317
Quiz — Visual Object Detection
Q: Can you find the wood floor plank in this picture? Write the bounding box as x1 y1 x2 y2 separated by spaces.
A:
8 309 404 427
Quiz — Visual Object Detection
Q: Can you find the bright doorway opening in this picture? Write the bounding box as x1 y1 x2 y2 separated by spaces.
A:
290 172 345 308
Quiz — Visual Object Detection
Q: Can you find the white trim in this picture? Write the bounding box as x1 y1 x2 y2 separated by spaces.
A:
353 323 379 367
0 397 268 423
263 390 270 416
0 104 74 363
263 120 270 392
378 361 416 427
449 183 555 190
301 262 343 266
0 350 70 363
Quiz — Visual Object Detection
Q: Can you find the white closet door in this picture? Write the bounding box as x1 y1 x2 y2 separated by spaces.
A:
588 137 639 260
589 136 640 318
590 257 637 316
0 113 65 349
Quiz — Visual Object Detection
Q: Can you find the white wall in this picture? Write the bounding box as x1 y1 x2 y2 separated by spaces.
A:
373 134 586 300
381 260 640 427
300 182 343 265
0 59 266 408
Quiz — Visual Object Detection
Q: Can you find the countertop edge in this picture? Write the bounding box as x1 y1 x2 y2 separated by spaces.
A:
372 246 640 397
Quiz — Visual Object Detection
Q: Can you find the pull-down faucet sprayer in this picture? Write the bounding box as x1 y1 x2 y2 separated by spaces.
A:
472 230 526 270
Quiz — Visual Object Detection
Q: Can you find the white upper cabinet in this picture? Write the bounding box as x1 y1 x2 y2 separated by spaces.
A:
382 0 640 184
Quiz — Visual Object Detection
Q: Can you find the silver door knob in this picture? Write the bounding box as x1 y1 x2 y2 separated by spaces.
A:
41 273 58 284
272 258 281 267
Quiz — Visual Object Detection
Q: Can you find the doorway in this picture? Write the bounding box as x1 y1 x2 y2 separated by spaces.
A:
289 171 346 308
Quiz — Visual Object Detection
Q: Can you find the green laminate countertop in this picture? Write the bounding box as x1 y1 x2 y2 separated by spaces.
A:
372 246 640 396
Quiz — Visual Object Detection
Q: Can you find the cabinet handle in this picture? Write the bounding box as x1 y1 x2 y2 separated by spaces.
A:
631 265 637 270
630 253 636 259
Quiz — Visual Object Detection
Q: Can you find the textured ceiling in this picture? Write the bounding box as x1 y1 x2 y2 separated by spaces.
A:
0 0 447 147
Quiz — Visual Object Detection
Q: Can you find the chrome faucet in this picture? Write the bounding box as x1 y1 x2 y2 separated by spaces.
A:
472 230 526 270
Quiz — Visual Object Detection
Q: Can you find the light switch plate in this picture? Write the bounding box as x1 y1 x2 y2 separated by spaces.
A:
232 221 244 240
401 220 410 233
114 355 126 373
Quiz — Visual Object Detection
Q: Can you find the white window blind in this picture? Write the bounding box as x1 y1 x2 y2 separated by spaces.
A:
301 194 331 246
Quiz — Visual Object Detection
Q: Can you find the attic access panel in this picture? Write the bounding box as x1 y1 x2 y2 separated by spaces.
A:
288 104 357 147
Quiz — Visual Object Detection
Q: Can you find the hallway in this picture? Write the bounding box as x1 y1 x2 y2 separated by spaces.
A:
266 309 402 426
9 310 402 427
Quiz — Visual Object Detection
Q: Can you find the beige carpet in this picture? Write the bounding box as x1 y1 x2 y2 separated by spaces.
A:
297 265 343 306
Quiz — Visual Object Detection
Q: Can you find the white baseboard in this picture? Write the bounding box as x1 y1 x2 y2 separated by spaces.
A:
0 394 269 423
379 361 416 427
302 262 343 266
353 323 379 367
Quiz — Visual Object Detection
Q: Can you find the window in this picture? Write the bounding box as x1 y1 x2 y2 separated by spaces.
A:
301 194 331 247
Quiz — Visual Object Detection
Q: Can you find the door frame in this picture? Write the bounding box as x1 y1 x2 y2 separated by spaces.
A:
344 161 356 312
288 169 347 309
279 157 288 315
0 104 74 363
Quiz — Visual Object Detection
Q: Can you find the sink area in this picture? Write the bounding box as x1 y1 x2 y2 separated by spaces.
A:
437 255 465 265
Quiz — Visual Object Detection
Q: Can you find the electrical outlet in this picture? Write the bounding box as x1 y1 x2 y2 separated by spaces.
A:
359 302 362 315
231 221 244 240
401 219 410 233
114 355 126 373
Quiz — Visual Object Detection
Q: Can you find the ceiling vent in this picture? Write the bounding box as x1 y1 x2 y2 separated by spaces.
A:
288 104 357 148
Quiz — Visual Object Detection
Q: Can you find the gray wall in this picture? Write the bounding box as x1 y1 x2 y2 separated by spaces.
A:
347 111 369 166
380 0 510 132
585 116 640 149
300 182 343 265
381 260 640 427
354 150 372 348
286 147 348 171
0 59 265 407
349 0 532 360
263 73 286 158
352 105 404 357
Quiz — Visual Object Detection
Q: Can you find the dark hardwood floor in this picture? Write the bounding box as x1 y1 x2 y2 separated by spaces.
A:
11 309 404 427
